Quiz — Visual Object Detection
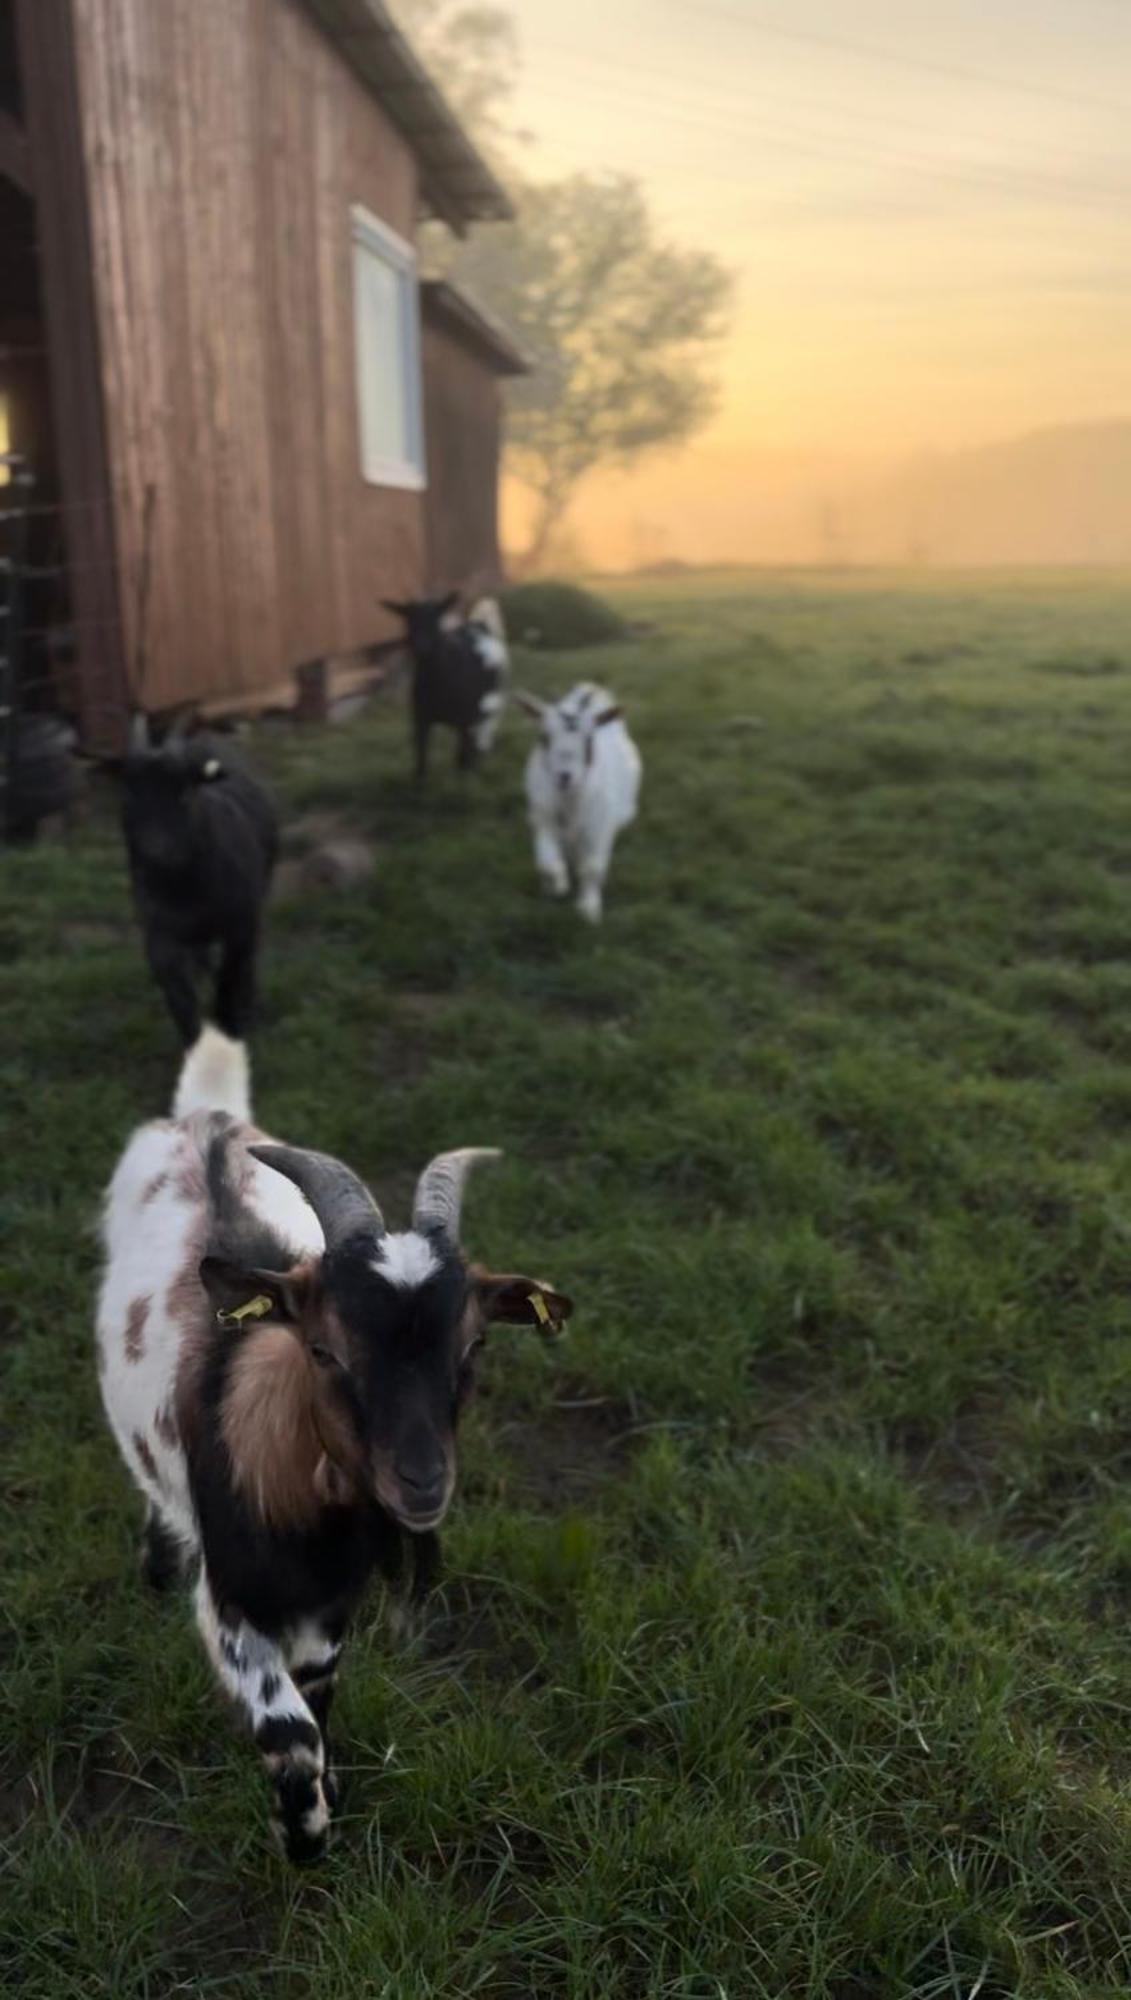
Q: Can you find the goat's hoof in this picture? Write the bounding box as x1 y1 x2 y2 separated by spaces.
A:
577 898 603 924
271 1811 331 1867
272 1768 332 1863
540 873 569 900
274 1819 330 1866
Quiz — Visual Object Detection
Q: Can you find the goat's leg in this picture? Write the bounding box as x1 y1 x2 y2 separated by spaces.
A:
195 1573 331 1863
413 712 431 783
474 691 504 755
576 829 616 924
146 937 201 1046
214 937 258 1040
286 1618 347 1814
533 823 570 899
140 1502 193 1594
455 726 478 772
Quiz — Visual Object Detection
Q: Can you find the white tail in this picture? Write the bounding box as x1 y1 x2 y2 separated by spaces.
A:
173 1026 251 1121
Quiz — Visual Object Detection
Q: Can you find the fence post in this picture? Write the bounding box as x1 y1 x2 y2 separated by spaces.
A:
295 656 329 724
0 453 33 840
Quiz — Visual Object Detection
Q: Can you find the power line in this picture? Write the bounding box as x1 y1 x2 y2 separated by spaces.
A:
670 1 1131 117
529 36 1131 179
519 68 1131 217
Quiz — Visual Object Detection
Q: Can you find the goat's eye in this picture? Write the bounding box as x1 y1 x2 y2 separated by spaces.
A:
308 1342 337 1370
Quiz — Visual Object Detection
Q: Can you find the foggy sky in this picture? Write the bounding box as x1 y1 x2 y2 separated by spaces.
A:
503 0 1130 564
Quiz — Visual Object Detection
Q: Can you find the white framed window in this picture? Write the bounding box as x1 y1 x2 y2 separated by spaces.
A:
351 205 426 491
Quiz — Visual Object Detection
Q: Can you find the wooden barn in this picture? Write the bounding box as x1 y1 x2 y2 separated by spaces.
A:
0 0 526 742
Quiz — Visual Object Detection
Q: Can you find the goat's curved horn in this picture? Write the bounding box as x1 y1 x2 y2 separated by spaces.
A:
129 711 151 754
249 1145 385 1252
412 1148 501 1243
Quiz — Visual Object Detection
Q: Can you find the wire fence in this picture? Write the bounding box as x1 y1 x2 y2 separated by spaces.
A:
0 453 108 841
0 450 414 840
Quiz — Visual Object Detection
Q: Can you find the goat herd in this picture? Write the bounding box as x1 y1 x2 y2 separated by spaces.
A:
92 592 641 1863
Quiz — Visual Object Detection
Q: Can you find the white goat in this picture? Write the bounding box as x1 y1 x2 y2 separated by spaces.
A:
520 683 641 923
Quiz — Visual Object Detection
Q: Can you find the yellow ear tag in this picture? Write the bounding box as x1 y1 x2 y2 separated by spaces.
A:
530 1291 552 1329
218 1292 274 1328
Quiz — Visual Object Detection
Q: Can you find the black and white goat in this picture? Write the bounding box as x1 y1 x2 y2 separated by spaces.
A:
97 1028 572 1862
382 592 509 781
520 683 642 923
119 714 278 1046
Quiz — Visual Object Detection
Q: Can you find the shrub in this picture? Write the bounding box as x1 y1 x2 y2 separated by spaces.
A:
501 580 628 651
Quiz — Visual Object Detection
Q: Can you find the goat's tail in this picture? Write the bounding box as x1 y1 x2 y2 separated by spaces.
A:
173 1026 252 1122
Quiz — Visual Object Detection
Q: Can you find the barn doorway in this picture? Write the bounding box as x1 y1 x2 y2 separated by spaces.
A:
0 0 82 835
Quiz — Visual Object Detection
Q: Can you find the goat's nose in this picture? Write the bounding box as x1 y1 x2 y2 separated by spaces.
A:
394 1458 446 1501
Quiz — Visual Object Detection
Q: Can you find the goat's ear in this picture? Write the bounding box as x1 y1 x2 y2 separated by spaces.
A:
472 1270 574 1336
438 589 461 617
199 1256 312 1328
595 704 623 727
515 690 546 720
381 598 410 618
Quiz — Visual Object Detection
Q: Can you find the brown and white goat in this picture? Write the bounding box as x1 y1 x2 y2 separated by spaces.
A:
97 1028 571 1862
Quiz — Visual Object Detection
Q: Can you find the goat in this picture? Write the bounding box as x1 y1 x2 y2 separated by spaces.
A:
120 714 278 1046
96 1027 573 1862
519 683 642 923
381 592 509 781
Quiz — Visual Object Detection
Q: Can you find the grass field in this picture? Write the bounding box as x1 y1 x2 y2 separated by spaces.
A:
3 568 1131 1998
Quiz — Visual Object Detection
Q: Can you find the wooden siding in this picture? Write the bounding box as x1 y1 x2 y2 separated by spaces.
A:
67 0 425 715
421 316 503 596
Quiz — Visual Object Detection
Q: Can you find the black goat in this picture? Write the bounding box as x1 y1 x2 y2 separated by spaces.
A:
120 714 278 1046
382 592 509 781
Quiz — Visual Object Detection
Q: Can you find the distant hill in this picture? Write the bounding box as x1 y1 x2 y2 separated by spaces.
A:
867 421 1131 566
503 419 1131 571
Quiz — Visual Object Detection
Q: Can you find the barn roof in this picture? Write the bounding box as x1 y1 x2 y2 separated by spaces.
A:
300 0 514 233
420 278 529 376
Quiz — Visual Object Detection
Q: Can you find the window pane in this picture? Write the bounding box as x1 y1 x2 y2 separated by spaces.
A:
354 239 411 475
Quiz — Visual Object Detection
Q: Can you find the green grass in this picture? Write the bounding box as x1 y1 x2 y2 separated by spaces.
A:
3 566 1131 1997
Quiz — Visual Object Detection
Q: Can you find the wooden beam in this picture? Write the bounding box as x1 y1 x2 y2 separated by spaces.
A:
419 174 467 237
0 109 32 196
